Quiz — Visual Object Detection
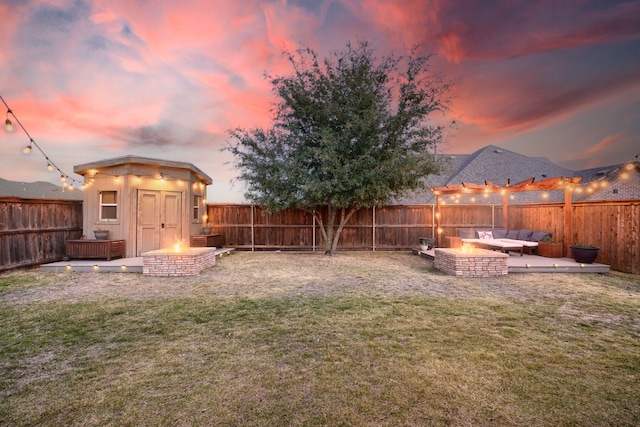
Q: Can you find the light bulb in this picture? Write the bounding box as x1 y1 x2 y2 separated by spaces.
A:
47 163 53 171
5 118 13 132
23 145 32 154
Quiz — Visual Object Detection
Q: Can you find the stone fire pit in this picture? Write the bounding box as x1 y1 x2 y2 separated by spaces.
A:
142 247 216 276
434 247 508 277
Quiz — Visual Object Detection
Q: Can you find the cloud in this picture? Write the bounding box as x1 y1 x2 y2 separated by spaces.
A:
587 133 626 155
2 0 639 202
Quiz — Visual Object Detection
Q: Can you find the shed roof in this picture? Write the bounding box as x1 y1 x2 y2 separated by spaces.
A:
73 155 212 185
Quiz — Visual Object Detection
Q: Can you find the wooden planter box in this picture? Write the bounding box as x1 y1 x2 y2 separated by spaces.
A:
65 239 126 261
190 234 224 248
538 241 563 258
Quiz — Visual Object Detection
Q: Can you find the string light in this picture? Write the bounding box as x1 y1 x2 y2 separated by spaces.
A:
5 116 14 132
431 157 638 204
1 94 79 189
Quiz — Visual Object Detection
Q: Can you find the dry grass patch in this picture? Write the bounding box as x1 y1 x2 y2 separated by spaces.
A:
1 252 639 426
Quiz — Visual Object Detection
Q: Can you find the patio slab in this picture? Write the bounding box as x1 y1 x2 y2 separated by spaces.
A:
40 248 235 273
416 249 610 274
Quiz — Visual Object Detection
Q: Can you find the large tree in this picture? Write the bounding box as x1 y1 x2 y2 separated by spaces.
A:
226 41 452 255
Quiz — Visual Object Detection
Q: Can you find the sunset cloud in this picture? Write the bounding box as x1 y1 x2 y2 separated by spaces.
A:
587 133 626 155
1 0 639 202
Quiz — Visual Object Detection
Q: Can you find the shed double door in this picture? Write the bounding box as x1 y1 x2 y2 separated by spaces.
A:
137 190 182 256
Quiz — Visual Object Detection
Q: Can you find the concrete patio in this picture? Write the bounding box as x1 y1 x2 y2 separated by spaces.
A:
40 247 235 273
416 249 610 274
39 248 610 275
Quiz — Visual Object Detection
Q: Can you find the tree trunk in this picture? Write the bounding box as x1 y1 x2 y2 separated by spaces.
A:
327 206 358 256
324 204 336 255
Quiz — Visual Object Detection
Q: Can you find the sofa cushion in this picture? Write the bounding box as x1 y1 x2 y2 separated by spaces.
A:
517 229 533 241
477 231 493 239
506 229 520 239
491 229 508 239
458 229 476 239
531 230 552 242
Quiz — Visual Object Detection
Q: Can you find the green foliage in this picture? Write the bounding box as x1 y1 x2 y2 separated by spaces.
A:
572 243 599 249
226 40 453 253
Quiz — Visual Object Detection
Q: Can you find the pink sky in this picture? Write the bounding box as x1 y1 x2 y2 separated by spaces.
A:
1 0 639 202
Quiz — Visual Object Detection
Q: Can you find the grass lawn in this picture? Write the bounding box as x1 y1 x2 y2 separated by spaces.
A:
1 252 639 426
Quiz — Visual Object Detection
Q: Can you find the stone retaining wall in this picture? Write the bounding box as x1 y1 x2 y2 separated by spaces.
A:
435 248 508 277
142 247 216 276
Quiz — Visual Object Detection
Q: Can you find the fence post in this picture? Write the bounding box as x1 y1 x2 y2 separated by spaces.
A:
432 205 436 241
372 206 376 252
251 204 255 252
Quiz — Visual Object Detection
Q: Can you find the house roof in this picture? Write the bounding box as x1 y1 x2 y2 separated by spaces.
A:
574 161 640 201
0 177 83 200
397 145 633 205
73 155 212 185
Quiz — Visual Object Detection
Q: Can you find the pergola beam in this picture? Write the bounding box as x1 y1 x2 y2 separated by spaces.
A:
431 176 582 195
430 175 583 248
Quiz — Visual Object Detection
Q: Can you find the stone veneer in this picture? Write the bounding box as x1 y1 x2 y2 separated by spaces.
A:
142 247 216 276
434 248 508 277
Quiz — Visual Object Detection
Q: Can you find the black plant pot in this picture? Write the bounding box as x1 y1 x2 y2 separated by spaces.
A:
570 245 599 264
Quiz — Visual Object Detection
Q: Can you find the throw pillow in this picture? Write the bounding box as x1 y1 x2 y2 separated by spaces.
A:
506 229 519 239
458 229 476 239
478 231 493 239
492 229 508 239
517 229 533 241
531 230 551 242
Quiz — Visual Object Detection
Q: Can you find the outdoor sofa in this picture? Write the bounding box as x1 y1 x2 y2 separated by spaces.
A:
457 228 552 256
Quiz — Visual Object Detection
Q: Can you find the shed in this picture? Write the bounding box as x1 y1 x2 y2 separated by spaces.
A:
74 156 212 258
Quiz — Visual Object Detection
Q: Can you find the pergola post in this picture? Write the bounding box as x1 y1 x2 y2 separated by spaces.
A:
436 195 442 247
502 191 508 229
564 186 572 256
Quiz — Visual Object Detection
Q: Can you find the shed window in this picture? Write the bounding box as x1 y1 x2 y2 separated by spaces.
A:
193 195 201 221
100 191 118 221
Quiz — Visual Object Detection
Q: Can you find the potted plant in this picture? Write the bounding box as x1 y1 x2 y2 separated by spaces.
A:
418 237 435 251
538 236 563 258
93 226 109 240
201 224 212 235
570 243 600 264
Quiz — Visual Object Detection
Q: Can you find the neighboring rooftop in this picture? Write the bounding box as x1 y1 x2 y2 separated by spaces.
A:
398 145 635 205
0 177 83 200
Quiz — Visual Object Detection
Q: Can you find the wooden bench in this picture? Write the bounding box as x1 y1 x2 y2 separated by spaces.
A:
65 239 126 261
190 234 224 248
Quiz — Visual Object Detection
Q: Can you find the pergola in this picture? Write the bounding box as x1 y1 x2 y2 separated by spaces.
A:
431 175 583 253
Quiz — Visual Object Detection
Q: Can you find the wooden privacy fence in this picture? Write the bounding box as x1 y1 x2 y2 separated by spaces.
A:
208 200 639 274
206 204 440 252
0 197 83 271
0 198 637 274
508 200 640 274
